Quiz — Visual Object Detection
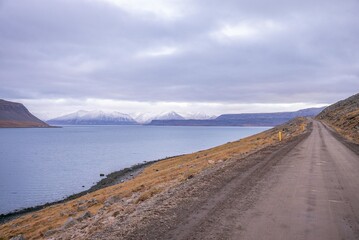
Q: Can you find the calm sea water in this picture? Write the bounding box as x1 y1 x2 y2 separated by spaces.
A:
0 125 269 214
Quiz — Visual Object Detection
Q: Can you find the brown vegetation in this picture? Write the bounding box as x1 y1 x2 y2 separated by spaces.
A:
316 93 359 144
0 117 309 239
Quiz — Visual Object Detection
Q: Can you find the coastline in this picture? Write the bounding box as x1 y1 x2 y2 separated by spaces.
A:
0 126 61 129
0 117 310 239
0 125 283 225
0 159 160 224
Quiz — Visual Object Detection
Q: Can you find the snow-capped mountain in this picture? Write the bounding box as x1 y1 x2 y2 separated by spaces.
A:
132 112 158 124
47 110 137 125
48 110 217 125
133 111 185 124
155 111 185 121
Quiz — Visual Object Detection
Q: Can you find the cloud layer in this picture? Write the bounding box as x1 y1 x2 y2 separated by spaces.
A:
1 0 358 117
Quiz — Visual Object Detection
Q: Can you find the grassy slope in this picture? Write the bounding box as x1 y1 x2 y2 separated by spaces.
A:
316 93 359 144
0 117 309 239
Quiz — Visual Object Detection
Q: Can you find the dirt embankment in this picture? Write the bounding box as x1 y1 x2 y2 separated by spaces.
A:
0 117 309 240
316 93 359 144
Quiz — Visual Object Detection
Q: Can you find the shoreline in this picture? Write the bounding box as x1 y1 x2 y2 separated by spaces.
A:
0 126 61 129
0 118 311 239
0 159 163 224
0 126 284 226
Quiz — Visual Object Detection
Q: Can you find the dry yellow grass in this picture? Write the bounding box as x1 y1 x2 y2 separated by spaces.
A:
317 93 359 144
0 117 309 239
329 109 359 143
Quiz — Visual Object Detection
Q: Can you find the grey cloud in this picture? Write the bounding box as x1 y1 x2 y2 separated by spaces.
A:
0 0 358 105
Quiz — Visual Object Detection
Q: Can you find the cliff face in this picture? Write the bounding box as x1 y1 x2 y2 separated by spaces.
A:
316 93 359 143
0 99 49 128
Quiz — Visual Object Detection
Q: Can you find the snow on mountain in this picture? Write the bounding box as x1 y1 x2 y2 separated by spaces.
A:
155 111 185 121
133 112 158 124
133 111 185 124
49 110 217 125
52 110 90 121
47 110 137 125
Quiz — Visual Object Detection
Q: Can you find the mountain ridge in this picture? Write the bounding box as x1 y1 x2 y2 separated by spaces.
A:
48 111 215 125
149 107 326 126
0 99 50 128
134 111 215 124
47 107 326 126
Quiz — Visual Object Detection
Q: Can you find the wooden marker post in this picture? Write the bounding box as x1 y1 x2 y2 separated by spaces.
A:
278 131 282 141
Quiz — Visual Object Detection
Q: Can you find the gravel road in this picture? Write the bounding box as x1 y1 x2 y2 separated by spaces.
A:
234 120 359 240
95 120 359 240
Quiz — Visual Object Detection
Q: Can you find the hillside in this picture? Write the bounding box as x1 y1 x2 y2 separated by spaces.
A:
149 107 325 126
316 93 359 143
0 99 49 128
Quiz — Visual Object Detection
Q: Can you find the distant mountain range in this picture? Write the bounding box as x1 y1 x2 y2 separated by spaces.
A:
47 110 215 125
46 107 325 126
0 99 329 128
0 99 50 128
148 107 326 126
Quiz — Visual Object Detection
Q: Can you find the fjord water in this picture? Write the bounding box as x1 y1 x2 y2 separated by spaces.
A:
0 125 269 214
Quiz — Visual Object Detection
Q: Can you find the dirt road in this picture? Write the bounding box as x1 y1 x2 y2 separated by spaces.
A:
119 120 359 240
234 120 359 240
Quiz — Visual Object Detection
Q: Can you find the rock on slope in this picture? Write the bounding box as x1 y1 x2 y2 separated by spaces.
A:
317 93 359 143
0 99 49 128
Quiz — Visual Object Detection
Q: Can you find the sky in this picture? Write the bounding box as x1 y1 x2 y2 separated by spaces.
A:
0 0 358 119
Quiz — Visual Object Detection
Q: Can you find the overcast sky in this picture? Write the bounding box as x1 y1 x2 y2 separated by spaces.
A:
1 0 358 119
